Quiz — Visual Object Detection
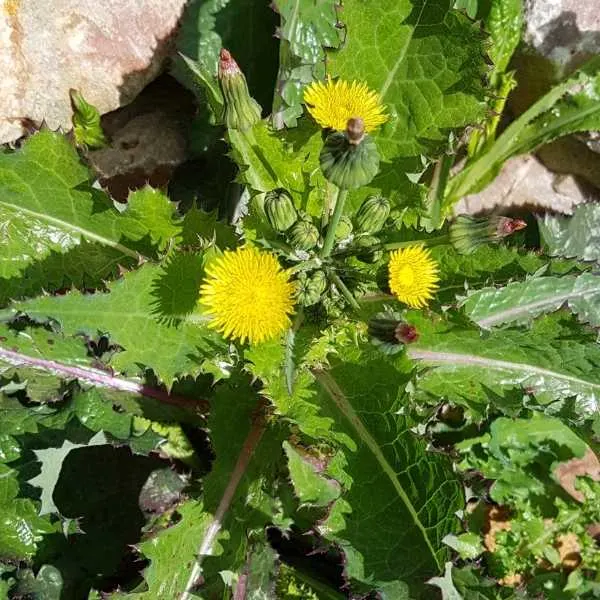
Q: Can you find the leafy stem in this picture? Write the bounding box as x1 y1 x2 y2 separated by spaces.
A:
181 407 267 599
320 187 348 258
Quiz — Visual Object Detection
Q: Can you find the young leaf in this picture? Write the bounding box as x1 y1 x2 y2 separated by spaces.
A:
271 0 342 127
9 263 227 387
538 203 600 264
462 273 600 329
486 0 523 77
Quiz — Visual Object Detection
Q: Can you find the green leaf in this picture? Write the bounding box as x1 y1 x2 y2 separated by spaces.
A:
0 463 55 559
538 203 600 264
11 565 63 600
271 0 342 126
442 533 484 560
406 312 600 423
446 57 600 204
428 563 463 600
250 338 462 595
9 263 227 386
486 0 523 76
326 0 486 224
462 273 600 329
0 131 180 303
329 0 486 160
70 90 107 149
137 378 288 598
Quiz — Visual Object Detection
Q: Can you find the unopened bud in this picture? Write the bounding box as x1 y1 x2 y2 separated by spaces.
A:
319 118 380 189
218 49 262 131
70 89 107 149
449 215 526 255
368 311 418 354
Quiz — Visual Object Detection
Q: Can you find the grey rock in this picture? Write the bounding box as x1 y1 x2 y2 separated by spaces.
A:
0 0 187 144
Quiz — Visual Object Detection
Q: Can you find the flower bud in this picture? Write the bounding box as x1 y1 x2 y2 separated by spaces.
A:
288 219 320 251
368 311 419 354
218 49 262 131
449 215 527 255
265 189 297 232
320 118 380 189
296 270 327 306
355 195 391 234
334 215 353 241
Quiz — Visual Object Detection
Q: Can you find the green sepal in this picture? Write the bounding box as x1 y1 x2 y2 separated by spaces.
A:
265 189 298 232
319 132 380 190
288 220 320 251
296 270 327 306
355 195 391 234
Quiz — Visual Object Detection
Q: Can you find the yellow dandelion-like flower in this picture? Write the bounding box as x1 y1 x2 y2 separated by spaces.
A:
388 246 439 309
200 247 295 345
303 77 388 132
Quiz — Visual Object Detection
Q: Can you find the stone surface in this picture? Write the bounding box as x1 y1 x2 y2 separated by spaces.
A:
523 0 600 76
454 154 595 216
0 0 187 144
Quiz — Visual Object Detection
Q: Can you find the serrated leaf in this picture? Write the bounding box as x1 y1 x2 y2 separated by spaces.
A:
9 263 227 386
406 312 600 423
538 203 600 264
329 0 486 161
0 132 180 303
271 0 342 126
249 338 462 595
462 273 600 329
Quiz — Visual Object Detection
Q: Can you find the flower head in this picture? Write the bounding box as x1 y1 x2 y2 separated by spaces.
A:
388 246 439 308
200 247 295 344
304 78 388 132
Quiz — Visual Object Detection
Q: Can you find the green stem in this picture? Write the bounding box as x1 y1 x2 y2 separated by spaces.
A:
426 154 453 230
321 182 335 230
284 307 304 396
320 187 348 258
328 270 360 311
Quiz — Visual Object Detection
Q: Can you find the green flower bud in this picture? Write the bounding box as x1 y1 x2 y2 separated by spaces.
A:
320 118 380 190
449 215 527 255
70 89 107 149
265 189 297 232
355 195 391 234
354 234 382 263
368 310 419 355
218 49 262 131
296 270 327 306
288 220 320 251
335 215 353 240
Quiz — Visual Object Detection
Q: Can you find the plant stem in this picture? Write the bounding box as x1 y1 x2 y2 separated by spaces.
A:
181 409 267 599
425 153 453 229
0 346 207 411
285 307 304 395
328 270 360 311
320 187 348 258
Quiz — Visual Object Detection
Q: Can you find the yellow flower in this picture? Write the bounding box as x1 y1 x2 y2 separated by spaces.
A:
388 246 439 308
200 247 295 344
303 78 388 132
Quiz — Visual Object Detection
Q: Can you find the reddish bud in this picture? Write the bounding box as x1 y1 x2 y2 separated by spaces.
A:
395 323 419 344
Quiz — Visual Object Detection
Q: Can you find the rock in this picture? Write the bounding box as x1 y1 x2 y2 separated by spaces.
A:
454 154 594 216
87 75 194 202
523 0 600 76
0 0 187 144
